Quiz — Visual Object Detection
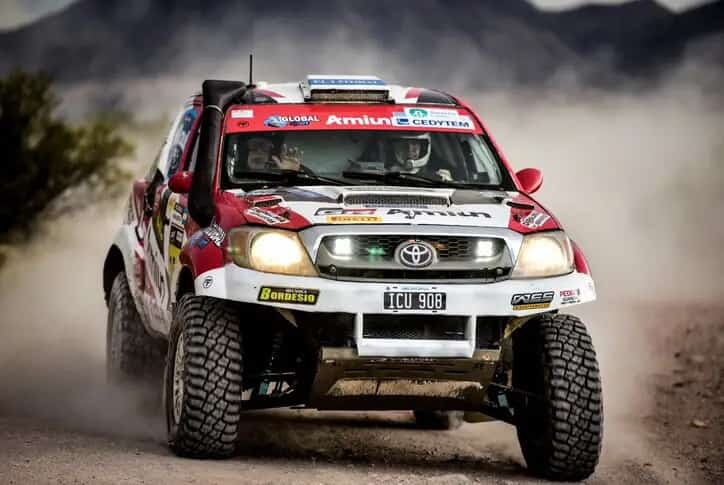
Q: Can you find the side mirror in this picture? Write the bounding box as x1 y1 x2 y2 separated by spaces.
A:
516 168 543 194
169 171 193 194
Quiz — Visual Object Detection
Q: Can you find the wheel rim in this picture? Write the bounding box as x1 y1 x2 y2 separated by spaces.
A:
172 330 185 425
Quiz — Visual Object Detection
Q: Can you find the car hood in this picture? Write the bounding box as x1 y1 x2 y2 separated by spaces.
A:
223 186 559 233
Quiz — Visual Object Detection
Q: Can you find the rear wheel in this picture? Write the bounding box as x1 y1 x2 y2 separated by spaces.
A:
413 410 464 430
165 295 243 458
106 272 165 382
513 314 603 481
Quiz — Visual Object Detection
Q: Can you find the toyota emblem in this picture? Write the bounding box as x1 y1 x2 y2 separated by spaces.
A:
396 240 436 268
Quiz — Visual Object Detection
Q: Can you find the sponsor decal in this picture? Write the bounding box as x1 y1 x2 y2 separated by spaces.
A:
203 222 226 246
408 108 429 118
189 232 209 249
326 215 383 224
309 78 385 86
393 107 474 129
169 225 185 253
386 209 491 220
326 114 392 127
231 109 254 119
560 289 581 305
511 291 555 310
246 207 288 225
202 276 214 289
170 200 188 226
520 211 550 229
148 251 167 302
324 112 474 130
315 207 377 216
265 115 320 128
258 286 319 305
406 107 459 119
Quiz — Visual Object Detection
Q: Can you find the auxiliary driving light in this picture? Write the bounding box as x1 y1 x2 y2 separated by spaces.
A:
331 237 354 257
475 239 499 259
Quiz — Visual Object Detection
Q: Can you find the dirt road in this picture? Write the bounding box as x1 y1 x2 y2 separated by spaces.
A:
0 410 694 484
1 305 721 485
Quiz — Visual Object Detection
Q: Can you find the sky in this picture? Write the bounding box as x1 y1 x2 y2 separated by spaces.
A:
0 0 716 30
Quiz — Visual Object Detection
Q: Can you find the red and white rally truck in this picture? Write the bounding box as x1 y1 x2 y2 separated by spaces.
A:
103 75 602 480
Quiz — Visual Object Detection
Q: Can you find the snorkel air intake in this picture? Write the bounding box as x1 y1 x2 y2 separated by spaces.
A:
189 80 246 227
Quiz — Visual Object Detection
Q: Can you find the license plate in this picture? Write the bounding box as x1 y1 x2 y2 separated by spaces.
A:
383 292 446 311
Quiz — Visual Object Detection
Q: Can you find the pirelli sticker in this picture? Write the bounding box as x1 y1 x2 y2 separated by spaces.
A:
511 291 554 311
258 286 319 305
326 215 383 224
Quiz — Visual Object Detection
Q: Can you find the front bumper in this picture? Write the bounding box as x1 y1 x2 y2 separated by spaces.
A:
195 264 595 358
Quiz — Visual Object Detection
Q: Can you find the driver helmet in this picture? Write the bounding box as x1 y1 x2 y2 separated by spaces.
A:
388 132 431 172
246 136 275 170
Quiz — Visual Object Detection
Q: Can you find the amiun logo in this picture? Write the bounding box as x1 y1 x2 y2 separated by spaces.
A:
325 113 473 129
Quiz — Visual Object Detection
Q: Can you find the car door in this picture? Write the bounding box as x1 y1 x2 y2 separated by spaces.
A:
141 103 200 335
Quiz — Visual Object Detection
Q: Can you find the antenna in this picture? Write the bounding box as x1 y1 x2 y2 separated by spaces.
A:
248 53 253 86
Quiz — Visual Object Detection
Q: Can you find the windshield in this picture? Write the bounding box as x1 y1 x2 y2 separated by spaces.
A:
221 130 512 189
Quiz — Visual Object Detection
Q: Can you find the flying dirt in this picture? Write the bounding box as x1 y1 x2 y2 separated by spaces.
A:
1 69 723 483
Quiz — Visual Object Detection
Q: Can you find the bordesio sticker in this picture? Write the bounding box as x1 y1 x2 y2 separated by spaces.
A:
226 104 482 134
258 286 319 305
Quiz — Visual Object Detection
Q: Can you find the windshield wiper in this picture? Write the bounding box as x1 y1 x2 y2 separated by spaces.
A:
233 169 349 186
342 170 499 190
342 170 439 187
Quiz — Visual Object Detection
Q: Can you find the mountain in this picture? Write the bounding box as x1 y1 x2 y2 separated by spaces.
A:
0 0 721 90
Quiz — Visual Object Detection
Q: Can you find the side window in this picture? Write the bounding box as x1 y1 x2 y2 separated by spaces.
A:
164 106 199 179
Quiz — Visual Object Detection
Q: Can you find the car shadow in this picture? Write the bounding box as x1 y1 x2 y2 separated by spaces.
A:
231 409 526 478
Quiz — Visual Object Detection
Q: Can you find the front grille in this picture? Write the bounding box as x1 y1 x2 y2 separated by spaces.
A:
319 266 510 282
316 233 513 282
343 194 449 208
323 235 481 261
363 314 467 340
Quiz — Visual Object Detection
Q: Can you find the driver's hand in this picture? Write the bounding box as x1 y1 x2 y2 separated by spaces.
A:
436 169 453 181
274 144 303 171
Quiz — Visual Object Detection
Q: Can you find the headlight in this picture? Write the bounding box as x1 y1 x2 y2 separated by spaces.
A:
511 231 574 279
228 228 317 276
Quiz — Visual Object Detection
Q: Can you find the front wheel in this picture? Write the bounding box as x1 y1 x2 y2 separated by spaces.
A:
164 295 244 458
513 314 603 481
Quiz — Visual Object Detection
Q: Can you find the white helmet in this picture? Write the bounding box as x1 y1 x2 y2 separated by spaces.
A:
388 132 431 172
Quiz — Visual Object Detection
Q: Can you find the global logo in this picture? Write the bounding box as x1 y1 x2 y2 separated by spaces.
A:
265 115 320 128
396 240 436 268
408 108 428 118
264 116 288 128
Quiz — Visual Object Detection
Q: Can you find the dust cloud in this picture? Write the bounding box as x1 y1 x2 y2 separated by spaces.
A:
469 71 724 464
1 42 723 465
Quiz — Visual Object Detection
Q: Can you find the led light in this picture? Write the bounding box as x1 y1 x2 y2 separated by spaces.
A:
251 233 304 268
331 237 353 257
511 231 574 279
475 239 498 258
367 247 386 256
228 228 317 276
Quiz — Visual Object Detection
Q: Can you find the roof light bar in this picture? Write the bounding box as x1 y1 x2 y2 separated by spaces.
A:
301 75 390 103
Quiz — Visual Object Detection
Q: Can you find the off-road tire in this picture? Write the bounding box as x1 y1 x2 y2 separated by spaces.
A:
106 272 165 382
165 295 243 458
413 410 464 430
513 314 603 481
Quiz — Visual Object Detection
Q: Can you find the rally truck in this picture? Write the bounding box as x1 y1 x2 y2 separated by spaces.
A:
103 75 602 481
